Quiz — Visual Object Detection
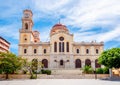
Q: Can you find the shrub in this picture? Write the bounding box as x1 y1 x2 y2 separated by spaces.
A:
0 69 2 74
103 67 109 74
41 69 45 74
89 68 94 74
82 65 94 74
30 75 37 79
96 68 103 74
23 69 28 74
96 67 109 74
41 69 51 75
46 70 51 75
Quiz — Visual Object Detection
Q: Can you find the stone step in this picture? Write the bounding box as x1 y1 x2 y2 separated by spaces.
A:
51 69 83 75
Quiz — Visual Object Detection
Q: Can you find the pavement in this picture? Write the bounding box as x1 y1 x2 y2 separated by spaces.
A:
0 79 120 85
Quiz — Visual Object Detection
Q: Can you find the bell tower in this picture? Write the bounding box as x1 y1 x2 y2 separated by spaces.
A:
19 9 34 44
22 9 33 31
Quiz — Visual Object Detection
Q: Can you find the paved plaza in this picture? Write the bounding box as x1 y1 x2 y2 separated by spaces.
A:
0 79 120 85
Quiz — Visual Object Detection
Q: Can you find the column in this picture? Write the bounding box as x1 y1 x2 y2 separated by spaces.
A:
82 60 85 68
91 60 95 69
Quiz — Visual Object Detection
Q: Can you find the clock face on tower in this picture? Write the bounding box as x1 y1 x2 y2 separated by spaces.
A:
24 13 30 18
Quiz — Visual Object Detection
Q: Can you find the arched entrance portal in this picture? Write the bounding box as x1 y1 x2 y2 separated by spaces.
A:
95 59 101 68
42 59 48 68
75 59 81 68
60 60 64 66
85 59 91 66
59 60 65 68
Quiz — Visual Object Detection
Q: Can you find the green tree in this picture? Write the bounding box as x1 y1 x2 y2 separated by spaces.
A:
98 48 120 77
31 59 38 73
22 59 38 79
0 52 23 79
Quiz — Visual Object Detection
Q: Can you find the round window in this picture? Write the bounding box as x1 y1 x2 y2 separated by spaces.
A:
59 37 64 41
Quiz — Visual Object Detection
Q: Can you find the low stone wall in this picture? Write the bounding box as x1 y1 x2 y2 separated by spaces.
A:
82 74 109 79
0 74 30 79
0 74 109 79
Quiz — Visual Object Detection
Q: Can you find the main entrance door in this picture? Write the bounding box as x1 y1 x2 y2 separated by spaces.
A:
75 59 81 68
59 60 64 68
42 59 48 68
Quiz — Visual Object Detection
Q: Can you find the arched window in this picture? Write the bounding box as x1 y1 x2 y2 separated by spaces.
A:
24 49 27 54
86 49 89 54
25 23 28 30
54 42 57 52
59 42 61 52
34 49 37 54
60 60 64 65
66 42 69 52
44 49 46 54
95 59 101 68
62 42 64 52
76 49 79 53
96 49 99 54
85 59 91 66
59 42 64 52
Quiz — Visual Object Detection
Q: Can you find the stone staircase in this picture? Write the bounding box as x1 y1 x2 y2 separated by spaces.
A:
51 69 83 75
37 69 109 79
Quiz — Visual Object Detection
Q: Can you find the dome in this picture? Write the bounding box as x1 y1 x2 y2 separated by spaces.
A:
50 23 69 35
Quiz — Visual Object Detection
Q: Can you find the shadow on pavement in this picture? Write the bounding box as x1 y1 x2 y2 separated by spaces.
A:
100 76 120 82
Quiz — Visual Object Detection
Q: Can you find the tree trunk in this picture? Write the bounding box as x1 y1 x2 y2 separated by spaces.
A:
6 73 9 79
109 68 112 78
29 67 33 77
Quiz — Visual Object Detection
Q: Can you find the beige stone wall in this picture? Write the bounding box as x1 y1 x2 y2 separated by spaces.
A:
50 32 73 54
19 30 103 69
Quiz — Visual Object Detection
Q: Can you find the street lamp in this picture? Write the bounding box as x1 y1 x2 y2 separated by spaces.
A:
94 66 97 79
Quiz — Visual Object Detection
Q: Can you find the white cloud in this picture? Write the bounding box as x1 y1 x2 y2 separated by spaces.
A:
98 25 120 42
33 0 120 43
39 27 51 42
62 0 120 29
0 24 19 40
0 0 120 54
34 0 71 12
74 25 120 43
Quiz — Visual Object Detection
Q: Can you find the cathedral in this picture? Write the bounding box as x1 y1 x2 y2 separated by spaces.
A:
18 9 104 69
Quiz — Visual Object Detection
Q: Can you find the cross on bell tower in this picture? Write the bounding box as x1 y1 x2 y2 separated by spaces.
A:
58 18 61 24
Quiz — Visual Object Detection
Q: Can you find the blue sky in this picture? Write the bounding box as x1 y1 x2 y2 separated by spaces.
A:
0 0 120 55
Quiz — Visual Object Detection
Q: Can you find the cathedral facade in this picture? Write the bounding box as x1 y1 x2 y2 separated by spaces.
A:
19 9 104 69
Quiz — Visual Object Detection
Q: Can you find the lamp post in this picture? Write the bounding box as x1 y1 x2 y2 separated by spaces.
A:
94 66 97 79
36 59 38 78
